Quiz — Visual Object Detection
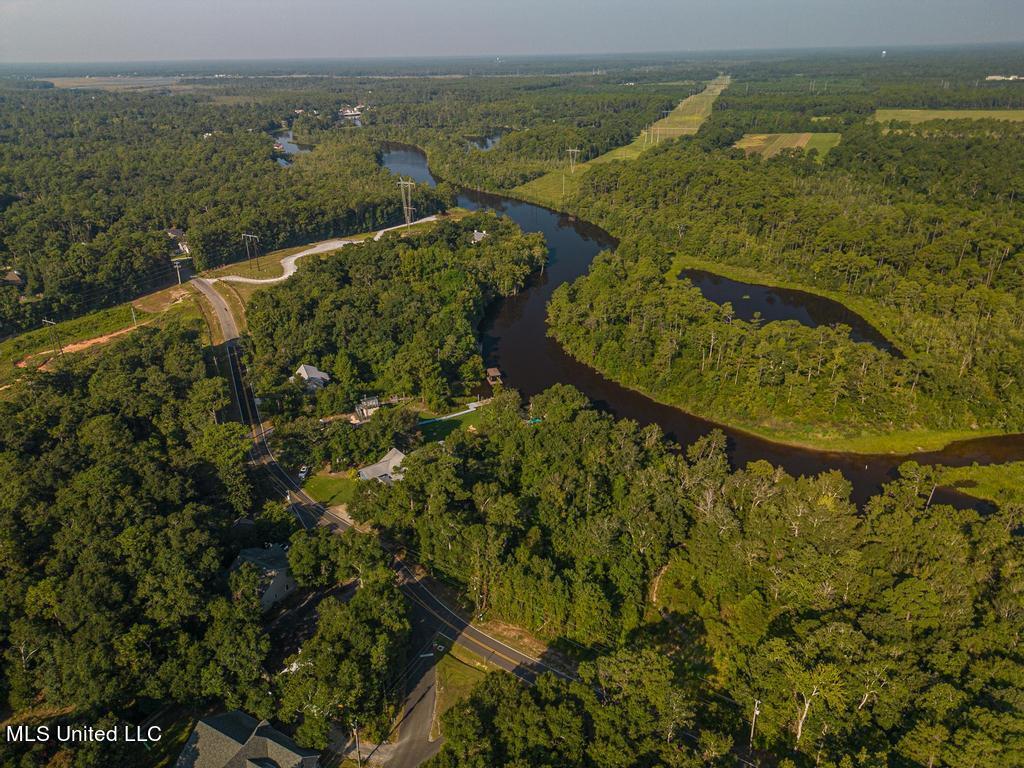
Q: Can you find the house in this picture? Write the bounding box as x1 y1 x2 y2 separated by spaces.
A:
486 367 503 386
231 545 297 613
292 363 331 391
471 229 489 243
2 269 23 287
354 395 381 422
357 448 406 484
175 710 319 768
166 228 191 255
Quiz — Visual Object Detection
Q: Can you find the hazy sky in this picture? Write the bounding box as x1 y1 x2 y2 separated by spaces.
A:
1 0 1022 63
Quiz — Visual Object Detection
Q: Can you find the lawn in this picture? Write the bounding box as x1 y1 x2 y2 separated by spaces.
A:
735 132 841 158
874 108 1024 124
512 76 730 208
430 643 490 739
935 462 1024 506
418 408 485 442
303 471 359 507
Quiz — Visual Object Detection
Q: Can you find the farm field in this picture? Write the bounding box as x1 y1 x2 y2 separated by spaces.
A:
512 76 729 208
874 108 1024 123
735 131 841 158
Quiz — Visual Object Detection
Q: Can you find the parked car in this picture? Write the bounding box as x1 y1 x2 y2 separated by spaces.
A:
298 465 309 481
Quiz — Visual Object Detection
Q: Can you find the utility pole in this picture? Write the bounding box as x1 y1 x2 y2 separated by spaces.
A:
749 699 761 752
353 719 362 768
567 148 581 174
173 260 184 285
130 305 138 327
398 179 416 226
242 233 261 273
42 319 64 358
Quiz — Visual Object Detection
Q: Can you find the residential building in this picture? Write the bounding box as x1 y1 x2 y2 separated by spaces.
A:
292 363 331 391
471 229 489 243
166 228 191 255
357 447 406 484
230 545 297 613
354 395 381 422
175 710 319 768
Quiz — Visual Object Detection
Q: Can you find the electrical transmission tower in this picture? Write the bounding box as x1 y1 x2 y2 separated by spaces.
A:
242 233 261 273
566 148 581 174
398 179 416 225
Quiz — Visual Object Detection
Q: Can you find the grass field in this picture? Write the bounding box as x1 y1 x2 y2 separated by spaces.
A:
735 132 841 158
874 108 1024 124
512 75 730 208
430 644 490 739
303 471 360 507
0 286 201 386
935 462 1024 506
419 408 485 442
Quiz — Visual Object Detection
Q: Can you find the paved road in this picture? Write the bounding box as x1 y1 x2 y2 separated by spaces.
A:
216 215 439 286
200 231 568 768
191 277 239 341
222 342 569 768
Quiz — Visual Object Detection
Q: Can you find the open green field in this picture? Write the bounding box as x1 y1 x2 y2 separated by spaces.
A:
935 462 1024 506
419 407 486 442
735 132 841 158
874 108 1024 124
303 471 359 507
512 76 730 208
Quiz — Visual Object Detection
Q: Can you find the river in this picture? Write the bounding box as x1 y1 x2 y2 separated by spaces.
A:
381 145 1022 507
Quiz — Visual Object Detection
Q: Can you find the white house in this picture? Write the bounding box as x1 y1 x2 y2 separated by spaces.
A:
231 545 297 613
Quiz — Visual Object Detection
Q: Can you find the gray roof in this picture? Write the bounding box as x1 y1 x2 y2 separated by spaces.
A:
232 545 289 576
176 711 318 768
357 447 406 482
294 364 330 383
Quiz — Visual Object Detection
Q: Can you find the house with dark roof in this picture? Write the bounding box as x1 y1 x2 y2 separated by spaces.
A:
354 395 381 422
230 545 297 613
175 710 319 768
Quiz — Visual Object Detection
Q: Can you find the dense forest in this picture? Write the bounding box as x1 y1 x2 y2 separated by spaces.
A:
0 72 693 337
244 213 547 415
346 384 1024 767
543 77 1024 447
0 324 410 765
3 48 1024 767
0 87 446 336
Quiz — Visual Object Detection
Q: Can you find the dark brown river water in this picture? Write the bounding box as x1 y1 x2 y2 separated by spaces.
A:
382 146 1022 507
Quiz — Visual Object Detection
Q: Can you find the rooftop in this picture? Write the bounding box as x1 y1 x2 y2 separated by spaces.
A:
357 447 406 483
175 710 318 768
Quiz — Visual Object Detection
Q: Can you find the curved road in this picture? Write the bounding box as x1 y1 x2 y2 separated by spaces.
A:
215 216 439 286
194 256 567 768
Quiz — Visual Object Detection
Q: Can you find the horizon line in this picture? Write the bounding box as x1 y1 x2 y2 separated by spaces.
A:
3 39 1024 69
